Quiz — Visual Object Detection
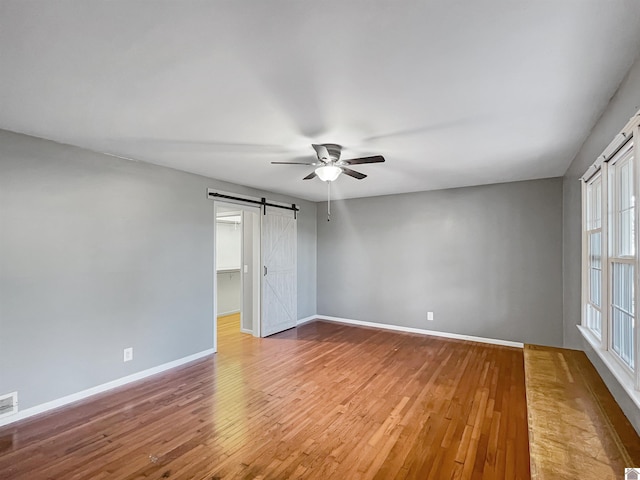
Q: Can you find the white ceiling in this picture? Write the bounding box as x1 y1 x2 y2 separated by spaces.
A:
2 1 640 201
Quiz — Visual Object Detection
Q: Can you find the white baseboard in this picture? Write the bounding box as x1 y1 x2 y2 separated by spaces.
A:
0 349 215 428
313 315 524 348
217 309 240 317
296 315 317 326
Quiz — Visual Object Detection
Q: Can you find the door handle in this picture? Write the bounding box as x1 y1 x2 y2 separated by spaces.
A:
264 266 268 276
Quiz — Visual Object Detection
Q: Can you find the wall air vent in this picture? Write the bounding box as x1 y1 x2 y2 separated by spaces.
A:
0 392 18 419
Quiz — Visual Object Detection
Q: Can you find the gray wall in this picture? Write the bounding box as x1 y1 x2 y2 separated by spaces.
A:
317 178 564 346
296 198 317 319
0 129 316 411
562 53 640 431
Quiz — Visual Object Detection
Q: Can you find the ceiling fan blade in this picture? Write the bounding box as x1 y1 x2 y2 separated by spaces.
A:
341 167 367 180
303 171 317 180
312 144 331 162
342 155 385 165
271 161 317 165
361 118 476 142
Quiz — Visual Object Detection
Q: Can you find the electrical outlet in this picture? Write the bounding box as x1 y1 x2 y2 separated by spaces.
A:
123 347 133 362
427 311 434 321
0 392 18 419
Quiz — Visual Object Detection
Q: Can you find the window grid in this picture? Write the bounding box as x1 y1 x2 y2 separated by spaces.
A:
610 260 635 369
608 149 636 372
582 135 639 391
585 176 603 337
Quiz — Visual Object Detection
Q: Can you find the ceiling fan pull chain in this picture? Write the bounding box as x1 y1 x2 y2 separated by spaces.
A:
327 180 331 222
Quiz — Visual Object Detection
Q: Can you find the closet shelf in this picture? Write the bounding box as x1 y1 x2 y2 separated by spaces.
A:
217 267 241 274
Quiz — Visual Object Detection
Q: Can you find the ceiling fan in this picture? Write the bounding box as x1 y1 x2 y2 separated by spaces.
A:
271 143 385 182
272 143 385 221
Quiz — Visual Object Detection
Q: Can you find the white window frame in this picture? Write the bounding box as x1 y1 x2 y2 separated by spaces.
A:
583 173 605 339
607 146 636 374
579 111 640 407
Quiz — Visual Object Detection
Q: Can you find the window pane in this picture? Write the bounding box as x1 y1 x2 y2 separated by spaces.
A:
589 231 602 308
586 304 602 337
595 181 602 229
611 262 635 370
617 159 635 257
608 167 615 256
587 178 602 230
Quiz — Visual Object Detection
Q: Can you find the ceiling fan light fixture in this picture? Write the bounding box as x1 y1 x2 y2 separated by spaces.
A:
315 165 342 182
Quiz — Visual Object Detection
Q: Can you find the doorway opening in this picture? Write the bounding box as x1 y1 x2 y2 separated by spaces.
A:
212 194 299 351
214 202 261 352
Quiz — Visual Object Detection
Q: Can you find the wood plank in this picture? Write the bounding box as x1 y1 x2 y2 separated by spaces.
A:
524 344 640 480
0 319 530 479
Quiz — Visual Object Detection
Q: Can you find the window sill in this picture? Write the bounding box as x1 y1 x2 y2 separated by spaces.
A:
577 325 640 411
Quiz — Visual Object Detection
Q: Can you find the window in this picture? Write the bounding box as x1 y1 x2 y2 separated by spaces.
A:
608 146 635 370
585 175 602 337
581 131 639 396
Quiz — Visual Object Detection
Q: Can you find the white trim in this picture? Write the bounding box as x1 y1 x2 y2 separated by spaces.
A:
0 349 214 428
578 325 640 411
581 178 588 329
213 200 262 349
217 309 241 317
602 163 610 349
603 133 630 160
296 315 317 326
314 315 524 348
581 110 639 181
213 203 218 353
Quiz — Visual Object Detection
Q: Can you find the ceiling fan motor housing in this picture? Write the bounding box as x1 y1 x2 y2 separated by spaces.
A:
318 143 342 162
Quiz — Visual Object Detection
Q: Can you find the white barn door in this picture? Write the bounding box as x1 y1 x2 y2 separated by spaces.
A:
261 206 297 336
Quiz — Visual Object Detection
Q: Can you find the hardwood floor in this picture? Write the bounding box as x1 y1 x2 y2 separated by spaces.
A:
524 345 640 480
0 318 531 479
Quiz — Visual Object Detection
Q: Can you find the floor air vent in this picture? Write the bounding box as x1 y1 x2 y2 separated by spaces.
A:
0 392 18 419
